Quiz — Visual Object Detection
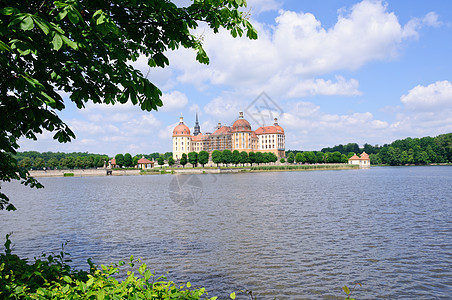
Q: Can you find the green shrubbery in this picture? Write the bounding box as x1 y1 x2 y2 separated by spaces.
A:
1 234 216 299
251 164 359 171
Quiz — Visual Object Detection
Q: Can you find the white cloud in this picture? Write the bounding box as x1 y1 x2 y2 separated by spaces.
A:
164 0 437 100
246 0 282 14
401 80 452 111
286 76 362 98
160 91 188 112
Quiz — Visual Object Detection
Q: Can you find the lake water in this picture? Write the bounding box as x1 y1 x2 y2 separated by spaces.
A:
1 166 451 299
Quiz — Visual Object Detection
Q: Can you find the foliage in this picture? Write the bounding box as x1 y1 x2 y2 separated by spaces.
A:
287 152 294 164
232 150 240 166
198 151 209 167
157 156 165 167
0 0 256 210
114 154 124 167
188 151 198 167
248 152 255 166
1 234 217 299
124 153 133 167
343 283 362 300
221 150 232 166
251 164 359 171
63 173 74 177
254 152 263 165
280 158 285 163
180 153 188 168
211 150 222 167
240 151 249 166
168 156 175 167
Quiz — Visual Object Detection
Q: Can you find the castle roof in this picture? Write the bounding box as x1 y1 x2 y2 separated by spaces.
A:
173 116 190 136
212 125 232 135
255 125 284 135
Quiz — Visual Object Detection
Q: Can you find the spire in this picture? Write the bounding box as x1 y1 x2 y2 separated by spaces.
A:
274 117 278 126
239 111 244 119
179 114 184 124
193 112 201 136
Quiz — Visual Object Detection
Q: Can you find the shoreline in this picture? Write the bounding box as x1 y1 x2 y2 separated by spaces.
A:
28 164 361 178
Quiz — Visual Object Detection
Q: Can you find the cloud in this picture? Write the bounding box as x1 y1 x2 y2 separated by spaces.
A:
286 76 362 98
400 80 452 111
163 0 437 101
160 91 188 112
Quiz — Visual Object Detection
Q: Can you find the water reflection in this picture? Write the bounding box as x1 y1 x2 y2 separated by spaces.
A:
1 166 451 299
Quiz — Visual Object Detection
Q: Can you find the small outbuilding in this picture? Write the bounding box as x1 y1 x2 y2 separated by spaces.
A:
109 158 119 168
348 152 370 168
137 157 154 169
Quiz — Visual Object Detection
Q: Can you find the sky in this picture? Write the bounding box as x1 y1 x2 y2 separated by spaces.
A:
20 0 452 156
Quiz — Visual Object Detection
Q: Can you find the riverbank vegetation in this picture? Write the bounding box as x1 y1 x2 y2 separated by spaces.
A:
251 164 359 171
315 133 451 166
0 235 216 299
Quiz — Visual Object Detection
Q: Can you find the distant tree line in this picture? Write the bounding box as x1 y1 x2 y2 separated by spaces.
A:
113 152 173 168
15 151 109 170
289 133 452 166
14 151 174 170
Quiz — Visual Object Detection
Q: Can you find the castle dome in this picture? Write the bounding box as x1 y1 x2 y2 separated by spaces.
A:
172 116 191 136
232 111 252 132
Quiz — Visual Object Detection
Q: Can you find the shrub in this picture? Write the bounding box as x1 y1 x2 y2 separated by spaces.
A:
63 173 74 177
1 234 217 299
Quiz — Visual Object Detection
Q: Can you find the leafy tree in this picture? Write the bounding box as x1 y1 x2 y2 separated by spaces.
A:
295 152 304 163
124 153 133 167
212 150 222 167
222 150 232 167
280 158 285 163
157 156 164 168
132 156 139 167
97 156 107 168
268 152 278 164
315 152 324 163
304 151 316 164
188 151 198 167
33 157 45 170
18 157 33 170
248 152 255 166
168 156 175 167
331 151 342 163
75 156 84 169
287 152 295 164
198 151 209 167
180 153 187 168
369 153 381 164
0 0 256 210
240 151 249 166
114 154 124 167
341 154 348 163
47 157 59 169
255 152 263 165
64 156 75 169
232 150 240 166
163 152 173 161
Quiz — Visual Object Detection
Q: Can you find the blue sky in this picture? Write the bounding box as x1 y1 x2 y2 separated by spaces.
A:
20 0 452 156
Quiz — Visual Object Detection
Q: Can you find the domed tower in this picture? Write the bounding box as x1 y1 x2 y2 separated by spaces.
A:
172 115 191 160
231 111 253 153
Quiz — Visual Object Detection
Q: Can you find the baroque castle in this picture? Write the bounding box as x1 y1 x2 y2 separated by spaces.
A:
172 111 285 160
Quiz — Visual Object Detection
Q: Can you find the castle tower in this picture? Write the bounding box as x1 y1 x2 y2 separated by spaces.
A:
172 115 191 160
193 112 201 136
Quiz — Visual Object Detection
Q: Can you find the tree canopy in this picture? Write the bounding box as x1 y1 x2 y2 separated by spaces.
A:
0 0 256 210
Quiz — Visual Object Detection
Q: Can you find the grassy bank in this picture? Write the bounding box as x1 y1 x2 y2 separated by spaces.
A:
251 164 360 171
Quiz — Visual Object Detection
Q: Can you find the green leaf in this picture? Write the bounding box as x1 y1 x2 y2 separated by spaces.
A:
97 289 105 300
230 292 236 299
61 35 78 50
186 282 191 288
32 16 50 35
343 285 350 295
0 40 12 52
0 7 16 15
56 9 68 21
20 16 34 31
67 9 79 24
52 34 63 50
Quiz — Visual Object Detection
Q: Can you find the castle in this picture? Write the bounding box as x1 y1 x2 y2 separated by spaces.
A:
172 111 285 160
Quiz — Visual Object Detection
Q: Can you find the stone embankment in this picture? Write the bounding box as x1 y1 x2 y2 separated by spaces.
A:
29 169 140 177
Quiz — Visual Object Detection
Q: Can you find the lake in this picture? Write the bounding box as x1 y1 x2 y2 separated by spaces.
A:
1 166 451 299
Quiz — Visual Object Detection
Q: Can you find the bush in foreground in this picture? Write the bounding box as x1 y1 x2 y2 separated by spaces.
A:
0 234 216 299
